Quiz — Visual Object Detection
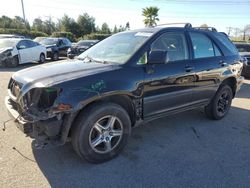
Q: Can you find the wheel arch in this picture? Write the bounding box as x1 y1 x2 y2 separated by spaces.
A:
221 77 237 98
68 94 137 137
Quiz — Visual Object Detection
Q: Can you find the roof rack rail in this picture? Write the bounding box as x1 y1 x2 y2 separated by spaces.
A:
155 23 192 28
193 27 217 32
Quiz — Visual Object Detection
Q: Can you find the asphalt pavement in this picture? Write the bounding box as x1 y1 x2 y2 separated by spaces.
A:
0 63 250 188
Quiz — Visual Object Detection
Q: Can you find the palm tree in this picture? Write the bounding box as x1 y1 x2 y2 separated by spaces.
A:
142 7 160 27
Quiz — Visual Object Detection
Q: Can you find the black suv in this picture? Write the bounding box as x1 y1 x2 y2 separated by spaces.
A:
40 37 71 61
67 40 99 59
234 42 250 77
5 24 244 163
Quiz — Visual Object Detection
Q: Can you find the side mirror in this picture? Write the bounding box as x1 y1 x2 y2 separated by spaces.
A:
148 50 168 64
17 45 26 50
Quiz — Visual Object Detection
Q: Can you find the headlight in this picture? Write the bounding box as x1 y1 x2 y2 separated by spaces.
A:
46 48 52 52
2 49 12 57
67 48 71 52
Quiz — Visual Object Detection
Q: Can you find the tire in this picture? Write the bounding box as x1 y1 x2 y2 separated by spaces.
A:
39 53 45 64
71 103 131 163
8 56 19 67
51 52 59 61
205 85 233 120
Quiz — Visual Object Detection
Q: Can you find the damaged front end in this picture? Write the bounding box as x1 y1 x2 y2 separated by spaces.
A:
0 49 13 67
5 78 74 148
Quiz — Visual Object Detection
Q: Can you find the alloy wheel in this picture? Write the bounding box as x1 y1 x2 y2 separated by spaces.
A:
89 115 123 154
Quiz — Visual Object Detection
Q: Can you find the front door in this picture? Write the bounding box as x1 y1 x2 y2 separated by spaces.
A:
142 32 196 118
16 40 31 63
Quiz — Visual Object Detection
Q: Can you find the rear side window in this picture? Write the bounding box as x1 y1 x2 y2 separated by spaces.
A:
214 33 238 55
190 32 221 58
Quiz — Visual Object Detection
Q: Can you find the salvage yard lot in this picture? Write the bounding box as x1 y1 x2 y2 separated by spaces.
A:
0 64 250 188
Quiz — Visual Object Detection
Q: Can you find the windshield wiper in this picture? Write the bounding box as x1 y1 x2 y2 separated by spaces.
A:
78 55 110 64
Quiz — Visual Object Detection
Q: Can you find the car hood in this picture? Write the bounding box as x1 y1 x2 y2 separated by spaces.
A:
0 47 13 53
12 59 119 96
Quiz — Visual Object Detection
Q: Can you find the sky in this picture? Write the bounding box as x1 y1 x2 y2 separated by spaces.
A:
0 0 249 33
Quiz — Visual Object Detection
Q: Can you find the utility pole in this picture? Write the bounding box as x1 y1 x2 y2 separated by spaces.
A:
21 0 26 23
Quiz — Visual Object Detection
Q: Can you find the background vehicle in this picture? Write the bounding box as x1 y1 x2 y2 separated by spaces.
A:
0 34 25 39
33 37 46 43
67 40 99 59
40 37 71 61
5 23 244 163
234 42 250 77
0 38 46 67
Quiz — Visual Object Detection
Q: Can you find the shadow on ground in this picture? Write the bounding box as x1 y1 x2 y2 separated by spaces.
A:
32 104 250 188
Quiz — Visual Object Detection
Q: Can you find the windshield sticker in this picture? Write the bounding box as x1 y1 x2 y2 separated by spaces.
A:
135 32 153 37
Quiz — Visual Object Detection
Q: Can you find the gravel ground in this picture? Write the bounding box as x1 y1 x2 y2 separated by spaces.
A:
0 64 250 188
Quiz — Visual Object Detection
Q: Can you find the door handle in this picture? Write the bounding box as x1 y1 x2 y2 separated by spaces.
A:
185 65 194 72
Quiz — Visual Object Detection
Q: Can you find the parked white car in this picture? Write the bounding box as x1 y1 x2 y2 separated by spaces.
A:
0 38 46 67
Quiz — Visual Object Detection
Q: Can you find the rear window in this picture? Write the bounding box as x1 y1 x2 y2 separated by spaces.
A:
213 33 238 55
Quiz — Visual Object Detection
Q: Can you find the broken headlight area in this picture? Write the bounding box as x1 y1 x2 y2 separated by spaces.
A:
21 87 63 119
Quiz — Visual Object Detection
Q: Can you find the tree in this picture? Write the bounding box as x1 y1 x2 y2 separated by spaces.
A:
0 16 13 28
58 14 74 32
77 13 96 37
113 25 118 33
200 24 208 28
243 24 250 41
142 6 160 27
101 23 111 34
32 18 43 31
125 22 130 30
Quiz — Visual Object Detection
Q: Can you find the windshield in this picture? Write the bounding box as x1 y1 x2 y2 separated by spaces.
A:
235 44 250 52
78 32 152 64
77 41 96 47
40 38 58 45
0 39 18 48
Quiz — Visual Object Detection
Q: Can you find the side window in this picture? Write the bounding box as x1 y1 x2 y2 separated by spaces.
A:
26 40 36 48
17 40 28 49
151 33 188 62
58 40 64 46
214 33 238 55
137 52 147 65
190 32 215 58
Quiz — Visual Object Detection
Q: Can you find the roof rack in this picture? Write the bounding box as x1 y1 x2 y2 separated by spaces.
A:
155 23 192 28
193 27 217 32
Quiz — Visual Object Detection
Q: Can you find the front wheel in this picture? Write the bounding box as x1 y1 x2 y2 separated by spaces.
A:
51 52 59 61
205 85 233 120
39 53 45 64
8 56 19 67
71 103 131 163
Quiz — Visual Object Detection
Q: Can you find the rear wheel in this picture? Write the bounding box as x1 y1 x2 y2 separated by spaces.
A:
205 85 233 120
71 103 131 163
39 53 45 64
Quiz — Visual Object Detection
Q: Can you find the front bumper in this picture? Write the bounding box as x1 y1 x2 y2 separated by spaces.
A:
5 96 33 134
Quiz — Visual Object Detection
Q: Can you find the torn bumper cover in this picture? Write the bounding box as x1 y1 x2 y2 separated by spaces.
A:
5 96 63 136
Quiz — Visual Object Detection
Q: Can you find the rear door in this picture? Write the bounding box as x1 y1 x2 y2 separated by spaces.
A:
188 31 225 103
142 31 196 118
